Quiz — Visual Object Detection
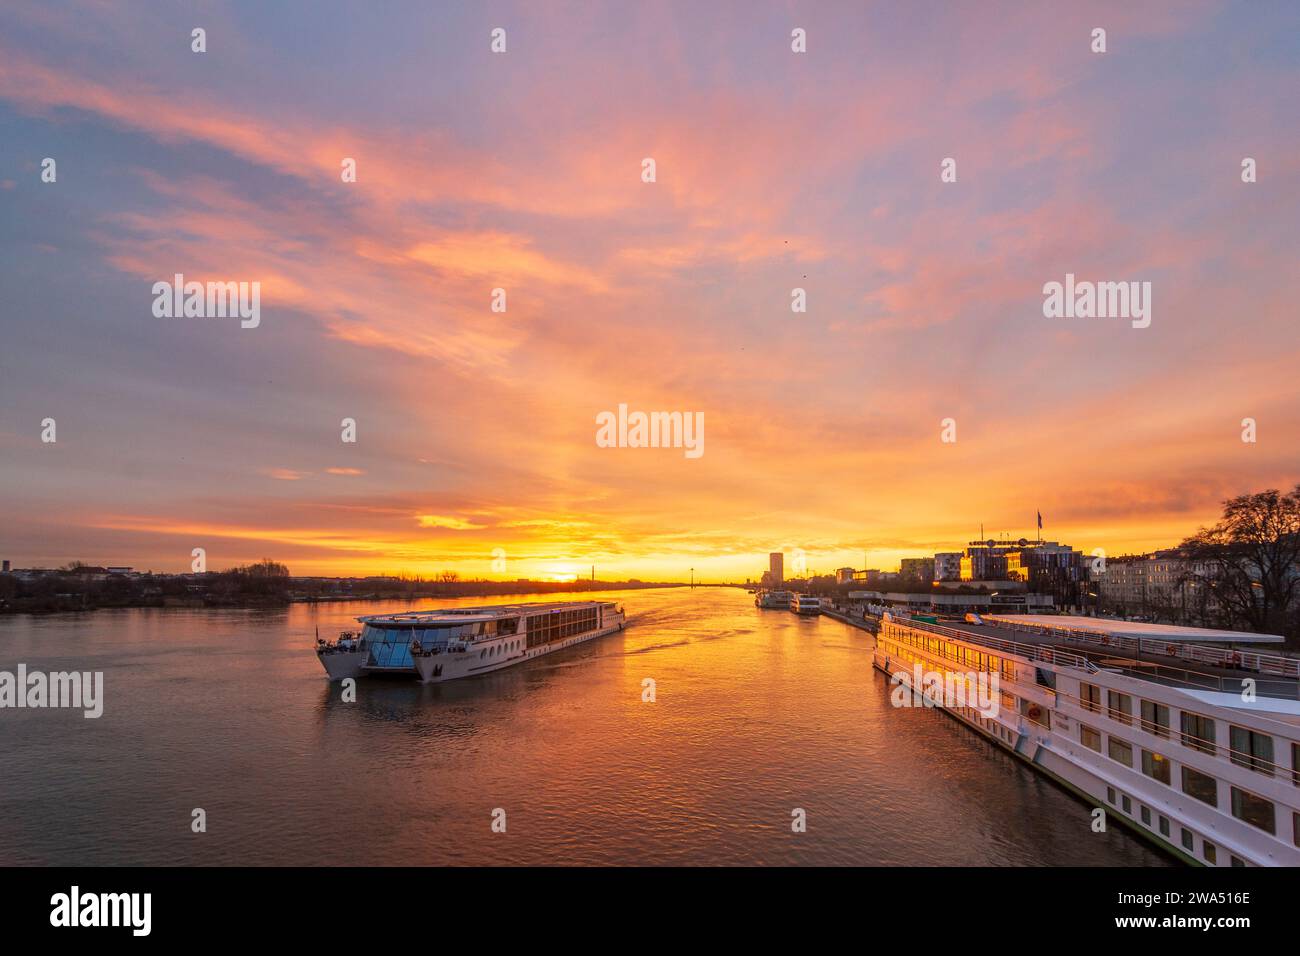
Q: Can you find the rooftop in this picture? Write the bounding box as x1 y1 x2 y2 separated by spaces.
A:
359 600 611 625
983 614 1285 645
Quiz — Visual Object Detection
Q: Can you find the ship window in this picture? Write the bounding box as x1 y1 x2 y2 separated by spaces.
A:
1229 726 1274 776
1294 813 1300 848
1181 828 1194 851
1140 700 1169 738
1080 682 1101 714
1121 795 1131 814
1158 816 1170 837
1203 841 1216 865
1108 737 1133 767
1230 787 1275 834
1231 856 1245 867
1141 750 1171 785
1081 725 1101 752
1106 786 1115 804
1181 766 1219 807
1180 712 1216 755
1140 806 1151 826
1107 691 1133 725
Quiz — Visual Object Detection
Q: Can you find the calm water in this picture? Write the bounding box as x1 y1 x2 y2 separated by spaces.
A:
0 587 1171 866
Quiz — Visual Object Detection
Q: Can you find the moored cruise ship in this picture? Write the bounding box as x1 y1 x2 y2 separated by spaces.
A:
755 589 793 609
870 612 1300 867
790 594 821 615
316 600 625 683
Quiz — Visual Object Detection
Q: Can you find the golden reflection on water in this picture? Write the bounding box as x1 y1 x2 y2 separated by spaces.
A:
0 588 1172 865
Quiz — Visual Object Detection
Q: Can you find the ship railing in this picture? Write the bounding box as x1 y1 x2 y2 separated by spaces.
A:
883 616 1300 700
1053 632 1300 679
981 616 1300 674
985 620 1300 696
877 616 1094 669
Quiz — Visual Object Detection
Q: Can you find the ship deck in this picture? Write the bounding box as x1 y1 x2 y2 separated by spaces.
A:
871 613 1300 703
360 600 610 625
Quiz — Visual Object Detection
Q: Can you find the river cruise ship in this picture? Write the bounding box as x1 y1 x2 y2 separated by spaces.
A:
870 612 1300 867
790 594 822 615
316 600 625 683
755 589 793 609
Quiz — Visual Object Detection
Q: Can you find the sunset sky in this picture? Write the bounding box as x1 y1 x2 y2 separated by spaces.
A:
1 1 1298 581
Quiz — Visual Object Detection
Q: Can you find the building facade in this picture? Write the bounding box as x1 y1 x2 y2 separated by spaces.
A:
899 557 935 583
934 552 963 582
1095 550 1219 622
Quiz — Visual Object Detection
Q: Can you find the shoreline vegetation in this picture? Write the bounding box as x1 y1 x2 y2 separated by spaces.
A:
0 560 720 615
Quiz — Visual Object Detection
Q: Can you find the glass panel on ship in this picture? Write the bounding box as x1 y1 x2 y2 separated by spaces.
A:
526 606 599 648
361 618 515 669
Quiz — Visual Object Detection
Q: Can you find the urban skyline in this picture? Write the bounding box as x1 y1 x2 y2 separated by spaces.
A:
0 495 1273 584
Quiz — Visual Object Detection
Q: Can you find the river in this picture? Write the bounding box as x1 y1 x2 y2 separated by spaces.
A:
0 587 1171 865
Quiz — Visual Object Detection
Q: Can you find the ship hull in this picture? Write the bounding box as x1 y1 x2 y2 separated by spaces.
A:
412 619 624 683
870 615 1300 867
317 650 368 682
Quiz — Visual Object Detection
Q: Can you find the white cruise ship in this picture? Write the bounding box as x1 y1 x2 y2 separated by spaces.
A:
755 589 793 609
870 612 1300 867
790 594 822 615
316 600 625 683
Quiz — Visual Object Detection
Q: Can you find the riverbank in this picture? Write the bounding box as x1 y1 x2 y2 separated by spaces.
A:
0 578 714 615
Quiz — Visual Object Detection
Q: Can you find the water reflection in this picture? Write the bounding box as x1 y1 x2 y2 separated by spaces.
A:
0 588 1172 866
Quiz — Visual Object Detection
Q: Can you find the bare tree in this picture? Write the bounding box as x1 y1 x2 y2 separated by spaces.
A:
1178 485 1300 637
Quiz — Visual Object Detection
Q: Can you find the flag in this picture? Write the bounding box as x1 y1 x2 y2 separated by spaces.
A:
1037 511 1043 530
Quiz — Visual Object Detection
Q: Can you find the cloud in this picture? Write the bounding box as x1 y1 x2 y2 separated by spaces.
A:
0 1 1297 578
